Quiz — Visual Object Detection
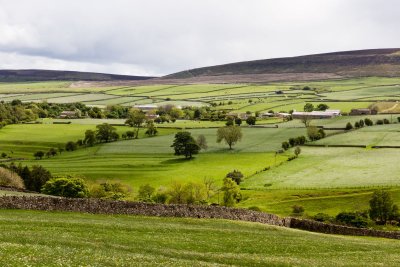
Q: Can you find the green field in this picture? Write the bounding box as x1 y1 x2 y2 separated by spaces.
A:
0 210 399 266
2 77 400 111
315 123 400 146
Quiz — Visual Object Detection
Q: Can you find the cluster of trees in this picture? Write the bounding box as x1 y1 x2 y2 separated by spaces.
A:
4 163 52 192
311 190 400 228
171 126 244 159
137 171 243 207
303 103 329 112
282 135 307 150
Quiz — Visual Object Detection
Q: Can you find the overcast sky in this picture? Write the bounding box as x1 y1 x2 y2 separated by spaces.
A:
0 0 399 76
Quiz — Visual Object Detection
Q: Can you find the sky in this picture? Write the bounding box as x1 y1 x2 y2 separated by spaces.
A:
0 0 399 76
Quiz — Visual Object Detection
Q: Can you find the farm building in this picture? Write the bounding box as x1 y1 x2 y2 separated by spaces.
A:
59 111 79 119
227 112 249 119
292 110 341 119
349 108 377 115
133 104 158 112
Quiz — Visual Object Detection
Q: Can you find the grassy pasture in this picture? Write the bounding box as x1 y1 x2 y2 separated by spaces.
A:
242 146 400 189
0 124 173 158
0 210 399 266
239 188 400 217
25 150 284 188
315 123 400 146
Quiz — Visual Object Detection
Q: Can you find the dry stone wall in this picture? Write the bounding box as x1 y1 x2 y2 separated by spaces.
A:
1 196 399 240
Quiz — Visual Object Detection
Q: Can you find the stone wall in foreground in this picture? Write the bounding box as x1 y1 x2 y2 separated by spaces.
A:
0 196 290 227
1 195 399 240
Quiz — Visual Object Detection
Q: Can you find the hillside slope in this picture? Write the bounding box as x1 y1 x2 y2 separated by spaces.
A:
0 69 154 82
165 48 400 82
1 210 399 266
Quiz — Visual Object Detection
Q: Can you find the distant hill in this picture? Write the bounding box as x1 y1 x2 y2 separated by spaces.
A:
165 48 400 82
0 69 154 82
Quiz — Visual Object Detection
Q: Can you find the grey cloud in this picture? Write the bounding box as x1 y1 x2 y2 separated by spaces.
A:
0 0 399 76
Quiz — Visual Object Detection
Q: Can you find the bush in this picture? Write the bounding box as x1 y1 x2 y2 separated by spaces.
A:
42 177 89 198
313 213 333 222
246 116 256 126
34 151 45 160
294 147 301 157
226 170 244 185
292 205 305 216
90 182 128 200
335 211 369 228
307 126 325 141
138 184 155 202
376 119 384 125
25 165 52 192
345 122 353 130
354 121 360 128
281 141 289 150
383 118 390 124
0 167 25 189
359 119 365 127
65 141 78 151
398 117 400 123
364 118 373 126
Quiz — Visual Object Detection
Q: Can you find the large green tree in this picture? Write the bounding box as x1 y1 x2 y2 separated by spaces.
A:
217 126 243 150
369 190 396 224
171 131 200 159
95 123 119 143
125 108 146 138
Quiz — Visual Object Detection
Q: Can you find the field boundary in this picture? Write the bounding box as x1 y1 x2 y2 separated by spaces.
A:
1 196 399 240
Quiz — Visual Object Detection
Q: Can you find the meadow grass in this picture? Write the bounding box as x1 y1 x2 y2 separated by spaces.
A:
0 209 399 266
315 123 400 146
239 188 400 217
242 147 400 189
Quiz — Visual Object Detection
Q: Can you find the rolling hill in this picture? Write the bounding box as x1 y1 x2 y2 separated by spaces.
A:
164 48 400 83
0 69 154 82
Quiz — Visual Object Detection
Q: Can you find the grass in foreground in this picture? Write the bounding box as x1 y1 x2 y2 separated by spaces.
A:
0 209 399 266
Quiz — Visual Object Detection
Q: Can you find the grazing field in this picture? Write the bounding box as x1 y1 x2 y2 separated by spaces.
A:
0 210 399 266
242 146 400 189
315 124 400 146
0 124 173 158
2 77 400 111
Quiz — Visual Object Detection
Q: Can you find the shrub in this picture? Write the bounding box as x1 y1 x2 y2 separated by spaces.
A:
335 211 369 228
364 118 373 126
246 116 256 125
226 170 244 185
281 141 289 150
359 119 365 127
90 182 128 200
292 205 305 216
376 119 384 125
294 147 301 157
398 117 400 123
288 138 296 147
345 122 353 130
42 177 89 198
307 126 325 141
138 184 155 202
25 165 52 192
0 167 25 189
313 213 333 222
383 118 390 124
34 151 45 160
296 136 307 145
65 141 78 151
1 152 7 158
354 121 360 128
